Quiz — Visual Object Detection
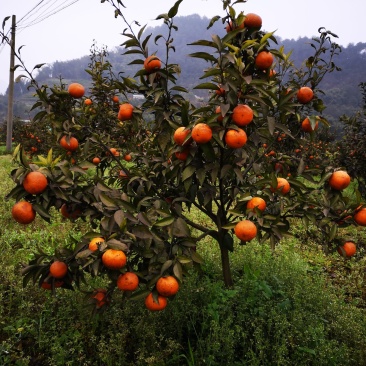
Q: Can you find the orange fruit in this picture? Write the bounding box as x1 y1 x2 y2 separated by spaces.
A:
118 103 134 121
60 135 79 152
173 127 191 146
49 261 68 279
109 147 119 157
232 104 254 126
112 95 119 103
124 154 132 162
337 241 357 258
225 128 247 148
234 220 257 242
41 279 64 290
92 157 101 165
68 83 85 98
119 170 128 179
144 55 162 73
215 86 225 96
117 272 139 291
88 237 105 252
354 207 366 226
92 288 109 309
191 123 212 144
247 197 266 212
244 13 262 29
301 117 319 133
102 249 127 270
255 51 274 70
225 20 244 32
175 149 190 161
144 292 167 311
329 170 351 191
156 276 180 297
23 171 48 195
11 201 36 225
297 87 314 104
84 98 92 106
271 177 291 195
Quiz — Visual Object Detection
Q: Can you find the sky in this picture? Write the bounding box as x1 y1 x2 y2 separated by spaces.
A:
1 0 365 94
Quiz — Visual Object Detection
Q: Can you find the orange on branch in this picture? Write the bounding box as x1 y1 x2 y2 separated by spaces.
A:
102 249 127 270
173 127 191 146
225 128 247 148
144 292 168 312
191 123 212 144
337 241 357 258
49 261 68 279
234 220 257 242
244 13 262 29
12 201 36 225
117 272 139 291
271 177 291 195
297 87 314 104
88 237 105 252
354 207 366 226
23 171 48 195
156 276 180 297
247 197 266 212
144 55 162 73
68 83 85 98
255 51 274 70
60 135 79 152
302 117 319 133
232 104 254 126
329 170 351 191
118 103 134 121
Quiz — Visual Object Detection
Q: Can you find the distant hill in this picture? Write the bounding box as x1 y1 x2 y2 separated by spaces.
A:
1 14 366 137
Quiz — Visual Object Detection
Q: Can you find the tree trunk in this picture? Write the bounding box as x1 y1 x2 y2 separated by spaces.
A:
219 244 233 288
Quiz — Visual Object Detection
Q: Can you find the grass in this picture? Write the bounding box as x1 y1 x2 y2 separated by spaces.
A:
1 153 366 365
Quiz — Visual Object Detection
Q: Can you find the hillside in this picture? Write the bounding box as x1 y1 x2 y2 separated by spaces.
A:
1 14 366 136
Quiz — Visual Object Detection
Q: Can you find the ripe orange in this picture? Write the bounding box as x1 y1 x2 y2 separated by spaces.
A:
117 272 139 291
353 207 366 226
49 261 68 279
119 170 128 179
156 276 180 297
244 13 262 29
329 170 351 191
109 147 120 157
215 86 225 96
337 241 357 258
11 201 36 225
124 154 132 162
225 128 247 148
144 55 162 73
92 288 109 309
297 87 314 104
191 123 212 144
84 98 92 106
255 51 274 70
173 127 191 146
68 83 85 98
175 149 190 161
234 220 257 242
271 177 291 195
60 135 79 152
225 20 244 33
144 292 168 311
112 95 119 103
41 279 64 290
102 249 127 270
232 104 254 126
88 237 105 252
118 103 134 121
301 117 319 133
92 157 101 165
247 197 266 212
23 171 48 195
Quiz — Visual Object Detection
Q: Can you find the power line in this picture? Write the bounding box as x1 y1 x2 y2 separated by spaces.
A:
17 0 80 31
16 0 47 26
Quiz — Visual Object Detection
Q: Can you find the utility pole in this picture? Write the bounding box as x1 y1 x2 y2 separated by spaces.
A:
6 15 16 153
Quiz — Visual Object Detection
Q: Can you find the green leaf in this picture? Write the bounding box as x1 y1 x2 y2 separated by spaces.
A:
182 165 195 181
168 0 183 18
189 52 217 63
100 192 119 208
172 218 190 237
154 216 175 227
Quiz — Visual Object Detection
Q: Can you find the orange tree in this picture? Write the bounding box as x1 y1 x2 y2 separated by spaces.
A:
4 0 365 309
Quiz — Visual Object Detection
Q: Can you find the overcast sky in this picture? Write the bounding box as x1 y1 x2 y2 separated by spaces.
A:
1 0 365 94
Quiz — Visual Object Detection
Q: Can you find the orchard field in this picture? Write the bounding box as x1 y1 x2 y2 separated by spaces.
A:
2 0 366 364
